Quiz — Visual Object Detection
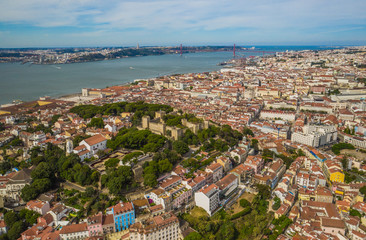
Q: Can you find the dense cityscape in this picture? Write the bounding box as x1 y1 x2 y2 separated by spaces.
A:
0 46 365 240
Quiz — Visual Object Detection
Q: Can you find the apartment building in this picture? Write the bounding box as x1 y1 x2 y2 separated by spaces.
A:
260 110 296 122
205 162 223 183
107 202 135 232
129 212 181 240
291 125 337 147
194 184 220 216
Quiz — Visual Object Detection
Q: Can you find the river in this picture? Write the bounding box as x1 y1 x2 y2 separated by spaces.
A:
0 46 336 105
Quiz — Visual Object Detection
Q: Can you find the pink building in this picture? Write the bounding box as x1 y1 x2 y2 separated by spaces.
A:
172 187 192 209
311 85 326 94
320 217 345 236
87 212 103 236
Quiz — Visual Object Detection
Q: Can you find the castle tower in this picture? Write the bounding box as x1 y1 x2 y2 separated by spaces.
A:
161 123 166 136
171 128 183 141
155 111 166 123
204 120 210 129
142 116 150 129
181 118 188 127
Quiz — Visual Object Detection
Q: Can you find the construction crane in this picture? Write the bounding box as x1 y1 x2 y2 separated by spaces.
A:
233 44 236 58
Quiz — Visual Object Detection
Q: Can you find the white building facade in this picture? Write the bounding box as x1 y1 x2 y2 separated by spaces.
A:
260 110 296 122
194 184 220 216
291 125 337 147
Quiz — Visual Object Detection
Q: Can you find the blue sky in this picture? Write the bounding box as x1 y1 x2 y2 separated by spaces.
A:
0 0 365 47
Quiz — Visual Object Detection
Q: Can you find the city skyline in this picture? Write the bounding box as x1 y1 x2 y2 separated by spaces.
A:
0 0 365 48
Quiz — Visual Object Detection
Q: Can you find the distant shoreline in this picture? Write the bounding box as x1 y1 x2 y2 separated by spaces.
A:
0 45 344 65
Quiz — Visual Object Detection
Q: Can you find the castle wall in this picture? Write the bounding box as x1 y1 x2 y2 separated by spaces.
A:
181 119 209 134
149 122 166 136
167 126 183 141
142 114 208 140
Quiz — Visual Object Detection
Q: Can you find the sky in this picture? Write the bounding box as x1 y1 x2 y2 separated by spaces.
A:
0 0 365 48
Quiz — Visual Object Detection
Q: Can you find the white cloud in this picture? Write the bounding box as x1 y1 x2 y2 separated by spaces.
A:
0 0 102 27
87 0 366 31
0 0 365 38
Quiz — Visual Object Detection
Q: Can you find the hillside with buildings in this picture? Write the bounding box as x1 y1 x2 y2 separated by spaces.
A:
0 47 366 239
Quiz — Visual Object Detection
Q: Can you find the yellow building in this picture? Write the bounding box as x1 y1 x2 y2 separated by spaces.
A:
0 110 11 115
334 188 344 196
298 188 313 201
77 123 87 129
335 200 350 213
121 112 132 118
354 194 364 203
37 100 52 106
216 156 232 172
322 159 345 184
329 169 345 183
65 129 77 137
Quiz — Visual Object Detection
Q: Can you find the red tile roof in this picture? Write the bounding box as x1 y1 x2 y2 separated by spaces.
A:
160 175 181 189
320 217 345 229
60 223 88 234
200 184 219 195
216 174 237 190
102 214 114 225
26 200 48 210
112 202 134 215
83 134 106 146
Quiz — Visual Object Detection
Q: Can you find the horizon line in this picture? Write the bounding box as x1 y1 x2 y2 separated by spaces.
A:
0 44 364 50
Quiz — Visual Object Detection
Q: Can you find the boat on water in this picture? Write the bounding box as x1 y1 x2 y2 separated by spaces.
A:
12 99 23 104
129 67 135 69
217 61 229 66
217 60 235 66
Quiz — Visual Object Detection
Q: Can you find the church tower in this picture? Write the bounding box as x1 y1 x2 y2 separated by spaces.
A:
66 139 73 155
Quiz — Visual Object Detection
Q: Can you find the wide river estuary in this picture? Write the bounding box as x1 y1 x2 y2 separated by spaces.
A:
0 46 334 105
